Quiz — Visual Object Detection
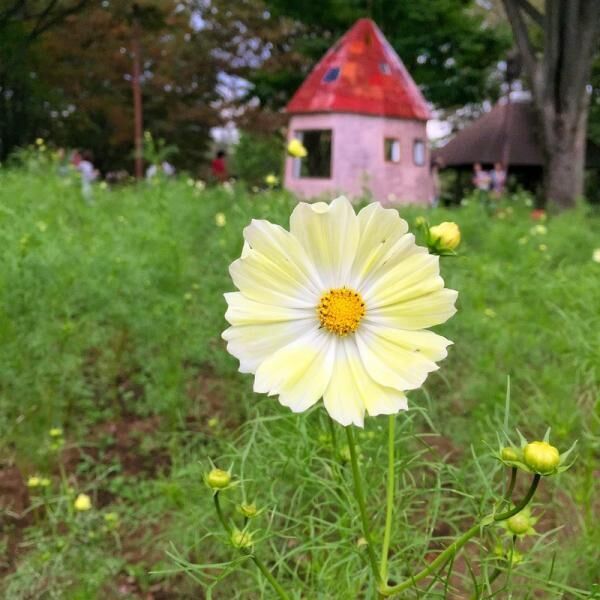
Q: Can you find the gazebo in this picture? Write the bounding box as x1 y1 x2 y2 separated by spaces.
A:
432 98 600 200
284 18 432 204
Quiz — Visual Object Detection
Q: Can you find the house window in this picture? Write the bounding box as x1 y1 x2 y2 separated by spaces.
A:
323 67 340 82
295 130 332 178
384 138 401 163
413 139 426 166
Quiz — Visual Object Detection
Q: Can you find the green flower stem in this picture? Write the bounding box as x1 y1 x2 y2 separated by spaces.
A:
213 492 289 600
379 415 396 584
213 492 230 533
381 474 541 597
345 426 382 587
494 474 540 521
504 467 517 503
250 555 290 600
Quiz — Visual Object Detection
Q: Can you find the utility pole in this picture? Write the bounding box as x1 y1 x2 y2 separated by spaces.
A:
131 3 143 179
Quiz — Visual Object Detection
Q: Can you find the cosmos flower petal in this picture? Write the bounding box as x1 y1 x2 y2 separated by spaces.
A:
224 292 313 326
355 327 441 391
357 232 428 293
223 319 315 373
360 324 452 362
229 248 316 308
342 337 408 418
290 196 360 288
254 328 335 412
349 202 409 287
243 219 323 293
364 253 443 308
368 289 458 330
323 339 365 427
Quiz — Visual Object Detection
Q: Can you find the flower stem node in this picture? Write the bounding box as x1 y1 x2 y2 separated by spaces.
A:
230 527 254 550
523 441 560 474
204 468 232 491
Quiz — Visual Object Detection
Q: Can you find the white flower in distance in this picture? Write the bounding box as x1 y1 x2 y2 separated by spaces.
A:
222 197 458 427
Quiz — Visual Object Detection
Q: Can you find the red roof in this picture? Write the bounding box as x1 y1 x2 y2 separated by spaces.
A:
286 19 430 121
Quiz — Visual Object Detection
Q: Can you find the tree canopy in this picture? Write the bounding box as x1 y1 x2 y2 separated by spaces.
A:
247 0 512 114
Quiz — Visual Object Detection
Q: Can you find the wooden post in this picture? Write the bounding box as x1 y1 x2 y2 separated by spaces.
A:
131 3 143 179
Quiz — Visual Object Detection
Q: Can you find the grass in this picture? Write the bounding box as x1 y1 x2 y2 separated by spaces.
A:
0 162 599 598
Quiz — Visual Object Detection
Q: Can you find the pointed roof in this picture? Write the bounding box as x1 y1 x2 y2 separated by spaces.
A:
286 18 430 121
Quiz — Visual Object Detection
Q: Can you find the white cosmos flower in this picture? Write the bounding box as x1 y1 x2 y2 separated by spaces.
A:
222 196 458 427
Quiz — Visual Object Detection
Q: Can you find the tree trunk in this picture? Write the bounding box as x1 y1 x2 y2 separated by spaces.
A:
542 105 588 208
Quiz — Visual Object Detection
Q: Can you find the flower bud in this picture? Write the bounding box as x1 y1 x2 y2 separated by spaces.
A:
523 441 560 474
238 502 258 518
230 528 253 550
501 447 520 462
205 468 231 490
429 222 461 251
287 139 307 158
506 513 530 535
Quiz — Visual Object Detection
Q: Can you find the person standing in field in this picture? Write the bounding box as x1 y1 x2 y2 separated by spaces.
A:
72 150 98 203
211 150 228 183
490 162 507 196
472 162 491 192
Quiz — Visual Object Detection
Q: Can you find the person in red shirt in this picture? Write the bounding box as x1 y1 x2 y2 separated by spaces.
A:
211 150 228 183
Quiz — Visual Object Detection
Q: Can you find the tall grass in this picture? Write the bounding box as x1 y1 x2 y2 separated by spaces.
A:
0 167 598 598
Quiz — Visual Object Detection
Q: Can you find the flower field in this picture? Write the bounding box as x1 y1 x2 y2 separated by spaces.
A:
1 167 599 598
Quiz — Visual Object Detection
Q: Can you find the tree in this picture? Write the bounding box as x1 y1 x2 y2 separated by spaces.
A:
501 0 600 207
246 0 512 116
0 0 92 158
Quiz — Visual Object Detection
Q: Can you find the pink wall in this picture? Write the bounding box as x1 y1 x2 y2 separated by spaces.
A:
284 113 432 205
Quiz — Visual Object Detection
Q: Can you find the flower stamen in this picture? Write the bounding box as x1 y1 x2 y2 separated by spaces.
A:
318 288 365 336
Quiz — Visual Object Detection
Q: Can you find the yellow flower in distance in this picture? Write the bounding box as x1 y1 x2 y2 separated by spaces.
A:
215 212 226 227
287 138 307 158
265 173 279 187
27 476 41 488
592 248 600 263
429 222 461 251
74 493 92 511
49 427 63 437
222 196 458 427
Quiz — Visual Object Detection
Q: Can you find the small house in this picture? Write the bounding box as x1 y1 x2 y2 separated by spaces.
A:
284 18 432 204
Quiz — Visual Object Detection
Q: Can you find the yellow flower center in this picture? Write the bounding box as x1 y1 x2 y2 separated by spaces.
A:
318 288 365 336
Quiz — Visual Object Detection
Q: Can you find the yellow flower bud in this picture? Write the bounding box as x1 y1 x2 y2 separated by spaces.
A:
49 427 63 437
230 528 253 549
27 476 41 488
501 447 520 462
523 441 560 474
414 216 427 227
287 138 307 158
215 212 226 227
429 221 461 251
74 493 92 511
238 502 258 518
506 513 530 535
205 468 231 490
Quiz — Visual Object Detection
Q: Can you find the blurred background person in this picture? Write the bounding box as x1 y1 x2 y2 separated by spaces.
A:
211 150 228 183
